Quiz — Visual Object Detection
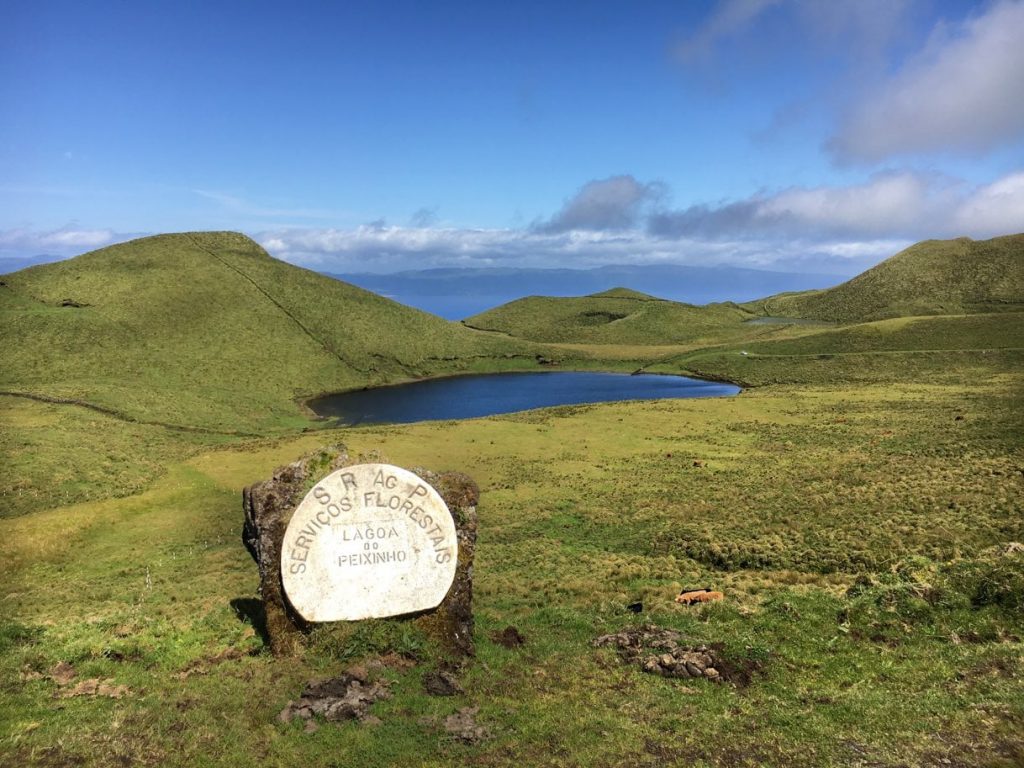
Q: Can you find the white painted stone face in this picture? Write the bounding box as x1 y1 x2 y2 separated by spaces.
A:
280 464 458 622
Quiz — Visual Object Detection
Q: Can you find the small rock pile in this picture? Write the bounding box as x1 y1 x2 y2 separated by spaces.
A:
594 624 727 683
279 670 391 728
640 648 721 681
443 706 489 744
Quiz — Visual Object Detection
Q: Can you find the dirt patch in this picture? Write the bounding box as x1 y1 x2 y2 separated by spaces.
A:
279 668 391 725
49 661 76 685
175 646 256 679
594 624 765 687
423 670 463 697
39 661 131 699
6 747 87 767
490 626 526 648
60 678 130 699
377 651 417 671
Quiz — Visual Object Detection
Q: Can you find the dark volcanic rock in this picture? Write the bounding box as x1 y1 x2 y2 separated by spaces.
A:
490 626 526 648
243 445 350 655
423 670 463 697
409 468 479 659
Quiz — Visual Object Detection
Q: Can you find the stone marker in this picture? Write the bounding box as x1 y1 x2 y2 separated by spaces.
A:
243 445 479 658
281 463 458 622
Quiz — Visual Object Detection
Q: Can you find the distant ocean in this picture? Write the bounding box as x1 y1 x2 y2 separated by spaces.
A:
328 264 846 320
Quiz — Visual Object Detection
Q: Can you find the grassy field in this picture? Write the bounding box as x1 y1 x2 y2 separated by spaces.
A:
2 233 1022 766
1 373 1021 767
648 312 1024 387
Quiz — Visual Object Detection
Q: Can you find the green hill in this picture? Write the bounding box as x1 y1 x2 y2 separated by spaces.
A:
746 234 1024 322
0 232 530 433
464 291 754 345
586 286 662 300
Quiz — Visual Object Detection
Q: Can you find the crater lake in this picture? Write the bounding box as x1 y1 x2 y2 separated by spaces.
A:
308 371 740 426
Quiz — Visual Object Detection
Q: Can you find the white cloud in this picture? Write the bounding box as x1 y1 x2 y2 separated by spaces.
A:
757 172 959 236
952 171 1024 233
829 1 1024 162
677 0 913 66
649 170 1022 241
259 225 673 271
256 223 901 277
0 226 121 255
5 170 1020 278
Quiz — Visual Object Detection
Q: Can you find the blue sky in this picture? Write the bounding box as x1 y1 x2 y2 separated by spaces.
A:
3 0 1023 274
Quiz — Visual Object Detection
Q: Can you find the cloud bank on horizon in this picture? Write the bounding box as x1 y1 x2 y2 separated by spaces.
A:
3 0 1022 275
8 167 1019 275
254 169 1023 274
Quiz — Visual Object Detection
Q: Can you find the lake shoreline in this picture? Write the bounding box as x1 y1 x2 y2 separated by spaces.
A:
304 369 741 427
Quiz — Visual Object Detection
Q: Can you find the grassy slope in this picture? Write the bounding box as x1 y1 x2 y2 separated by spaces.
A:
464 292 754 345
0 232 543 518
649 312 1024 386
0 232 532 435
744 234 1024 322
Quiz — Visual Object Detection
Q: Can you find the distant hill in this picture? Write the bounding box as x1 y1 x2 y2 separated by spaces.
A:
0 232 528 432
464 292 753 345
587 287 661 300
745 234 1024 323
329 263 842 320
0 254 64 273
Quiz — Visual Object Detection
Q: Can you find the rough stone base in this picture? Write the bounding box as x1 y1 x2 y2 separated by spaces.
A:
242 445 478 658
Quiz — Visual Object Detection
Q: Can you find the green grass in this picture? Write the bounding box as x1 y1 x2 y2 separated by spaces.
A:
0 396 232 518
2 231 1023 766
744 234 1024 322
1 377 1022 766
650 312 1024 387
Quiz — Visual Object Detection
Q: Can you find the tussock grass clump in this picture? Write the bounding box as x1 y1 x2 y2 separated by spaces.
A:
842 550 1024 644
308 620 428 664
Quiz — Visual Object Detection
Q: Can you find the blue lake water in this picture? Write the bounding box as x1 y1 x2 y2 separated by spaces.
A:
308 371 740 426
